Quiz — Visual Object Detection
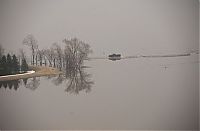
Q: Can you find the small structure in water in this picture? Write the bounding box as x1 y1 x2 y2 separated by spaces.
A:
108 54 121 61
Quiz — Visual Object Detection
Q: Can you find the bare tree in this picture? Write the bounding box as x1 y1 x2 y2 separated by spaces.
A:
18 48 27 67
52 43 63 71
37 49 45 66
63 39 76 70
63 38 92 69
44 47 55 67
77 40 92 65
35 52 38 66
19 49 26 60
23 34 38 65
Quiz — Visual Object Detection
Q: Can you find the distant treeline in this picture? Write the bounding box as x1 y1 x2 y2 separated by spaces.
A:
0 53 28 76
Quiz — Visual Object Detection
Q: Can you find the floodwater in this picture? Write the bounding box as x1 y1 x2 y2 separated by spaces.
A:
0 55 199 130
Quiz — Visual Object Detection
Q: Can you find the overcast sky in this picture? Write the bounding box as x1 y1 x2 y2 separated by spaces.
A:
0 0 199 57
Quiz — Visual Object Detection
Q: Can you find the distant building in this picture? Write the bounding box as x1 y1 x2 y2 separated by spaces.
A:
108 54 121 61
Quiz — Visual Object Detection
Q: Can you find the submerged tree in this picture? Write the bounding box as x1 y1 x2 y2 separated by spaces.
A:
23 34 38 65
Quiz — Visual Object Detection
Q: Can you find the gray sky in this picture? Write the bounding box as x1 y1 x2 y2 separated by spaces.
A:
0 0 199 57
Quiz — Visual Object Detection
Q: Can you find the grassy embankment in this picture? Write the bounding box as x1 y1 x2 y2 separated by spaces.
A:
0 66 62 82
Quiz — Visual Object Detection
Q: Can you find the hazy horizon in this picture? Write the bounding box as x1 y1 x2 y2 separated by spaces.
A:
0 0 198 57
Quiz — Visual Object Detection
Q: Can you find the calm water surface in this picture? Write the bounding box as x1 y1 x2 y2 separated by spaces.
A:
0 55 198 130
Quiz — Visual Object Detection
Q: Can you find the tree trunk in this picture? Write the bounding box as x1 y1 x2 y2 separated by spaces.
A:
35 55 38 66
44 59 47 66
53 58 56 68
32 54 35 65
40 58 42 66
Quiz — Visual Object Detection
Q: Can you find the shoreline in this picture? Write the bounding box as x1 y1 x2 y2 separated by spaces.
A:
0 70 36 78
0 66 62 82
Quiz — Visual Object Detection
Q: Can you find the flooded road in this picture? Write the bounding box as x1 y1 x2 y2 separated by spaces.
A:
0 55 198 130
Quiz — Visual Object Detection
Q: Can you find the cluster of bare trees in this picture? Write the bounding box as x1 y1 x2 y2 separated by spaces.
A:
63 38 92 71
23 34 92 71
22 34 94 94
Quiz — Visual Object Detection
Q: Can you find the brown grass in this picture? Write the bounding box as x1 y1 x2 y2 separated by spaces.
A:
0 66 62 82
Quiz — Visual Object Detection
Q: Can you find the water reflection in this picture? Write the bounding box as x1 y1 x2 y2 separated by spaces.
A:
0 80 20 90
64 66 94 94
52 74 66 86
25 77 40 91
51 66 94 94
0 66 93 94
0 77 41 91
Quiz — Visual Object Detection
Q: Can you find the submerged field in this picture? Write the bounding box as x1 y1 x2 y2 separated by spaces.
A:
0 55 198 130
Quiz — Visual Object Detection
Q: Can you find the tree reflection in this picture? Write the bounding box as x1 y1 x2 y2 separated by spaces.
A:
51 66 94 94
0 80 20 90
25 77 40 91
0 67 93 94
64 67 94 94
0 77 41 91
23 78 28 85
52 74 66 86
